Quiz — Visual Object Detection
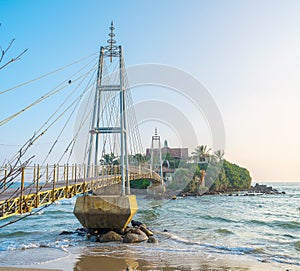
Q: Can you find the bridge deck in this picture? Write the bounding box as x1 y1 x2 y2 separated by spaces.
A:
0 164 161 220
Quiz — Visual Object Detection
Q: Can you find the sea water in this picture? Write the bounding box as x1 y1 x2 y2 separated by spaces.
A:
0 182 299 269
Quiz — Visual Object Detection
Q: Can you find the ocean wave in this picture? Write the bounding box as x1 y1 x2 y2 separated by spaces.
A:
7 242 39 251
0 235 83 253
158 231 200 245
273 220 300 229
157 231 258 255
282 233 298 239
248 219 300 229
200 214 236 223
0 230 40 238
270 254 300 266
201 243 261 255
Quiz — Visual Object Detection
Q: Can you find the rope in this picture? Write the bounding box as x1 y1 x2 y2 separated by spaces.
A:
0 52 98 95
2 59 98 167
0 66 96 127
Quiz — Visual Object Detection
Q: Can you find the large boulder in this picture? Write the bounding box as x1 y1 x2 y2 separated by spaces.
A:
99 231 123 243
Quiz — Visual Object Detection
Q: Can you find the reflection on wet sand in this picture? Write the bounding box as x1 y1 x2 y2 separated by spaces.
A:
73 254 197 271
72 254 252 271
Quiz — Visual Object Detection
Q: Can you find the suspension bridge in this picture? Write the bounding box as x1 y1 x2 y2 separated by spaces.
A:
0 22 163 227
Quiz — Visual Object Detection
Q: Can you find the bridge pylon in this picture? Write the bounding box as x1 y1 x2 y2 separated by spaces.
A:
74 22 137 231
86 21 130 196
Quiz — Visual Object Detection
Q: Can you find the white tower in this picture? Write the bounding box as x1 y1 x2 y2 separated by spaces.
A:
150 127 163 180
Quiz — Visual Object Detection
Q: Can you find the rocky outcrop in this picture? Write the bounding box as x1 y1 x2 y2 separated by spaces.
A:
79 220 156 244
248 183 286 195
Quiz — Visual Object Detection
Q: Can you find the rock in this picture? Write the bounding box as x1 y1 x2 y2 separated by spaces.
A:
75 228 87 236
88 234 98 242
139 225 154 237
147 236 158 243
99 231 123 243
123 231 148 243
249 183 285 195
59 231 74 235
130 228 145 235
131 220 143 227
163 229 168 232
125 227 132 234
113 228 125 235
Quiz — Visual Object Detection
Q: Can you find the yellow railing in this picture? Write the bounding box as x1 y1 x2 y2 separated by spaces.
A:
0 164 161 220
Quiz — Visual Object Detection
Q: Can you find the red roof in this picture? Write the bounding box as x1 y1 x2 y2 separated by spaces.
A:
146 147 188 159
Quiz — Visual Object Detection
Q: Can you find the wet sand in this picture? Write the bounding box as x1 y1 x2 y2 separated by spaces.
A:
0 268 61 271
16 249 293 271
0 244 295 271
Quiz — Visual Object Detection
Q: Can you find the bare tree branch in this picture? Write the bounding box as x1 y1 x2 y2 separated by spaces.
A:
0 48 28 70
0 24 28 70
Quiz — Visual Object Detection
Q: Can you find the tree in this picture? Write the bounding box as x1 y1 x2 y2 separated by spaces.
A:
214 150 225 162
192 145 211 162
102 153 119 165
0 23 28 70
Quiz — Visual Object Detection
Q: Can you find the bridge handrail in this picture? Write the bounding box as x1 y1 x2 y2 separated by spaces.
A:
0 163 162 219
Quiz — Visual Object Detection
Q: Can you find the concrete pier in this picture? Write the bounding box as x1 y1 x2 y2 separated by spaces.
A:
73 195 138 229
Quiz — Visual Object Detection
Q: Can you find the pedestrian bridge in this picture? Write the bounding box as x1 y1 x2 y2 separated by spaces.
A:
0 23 165 227
0 164 161 220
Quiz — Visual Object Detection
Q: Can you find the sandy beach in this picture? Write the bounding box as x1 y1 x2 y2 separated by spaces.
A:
0 247 294 271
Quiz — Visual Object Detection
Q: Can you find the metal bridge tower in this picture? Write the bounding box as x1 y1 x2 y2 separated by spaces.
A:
150 127 163 180
87 21 130 196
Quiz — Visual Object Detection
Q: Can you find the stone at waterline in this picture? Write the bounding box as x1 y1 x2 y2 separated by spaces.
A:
147 236 158 243
139 225 154 237
131 220 143 227
59 231 74 235
130 228 145 235
123 231 148 243
99 231 123 243
87 234 98 242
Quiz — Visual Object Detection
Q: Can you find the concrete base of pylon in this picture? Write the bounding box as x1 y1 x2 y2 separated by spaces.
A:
73 195 138 230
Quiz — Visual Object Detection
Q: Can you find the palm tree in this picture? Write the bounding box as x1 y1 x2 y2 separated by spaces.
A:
192 145 211 162
214 150 225 162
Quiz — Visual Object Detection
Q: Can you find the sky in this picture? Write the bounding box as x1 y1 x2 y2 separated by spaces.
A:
0 0 300 181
